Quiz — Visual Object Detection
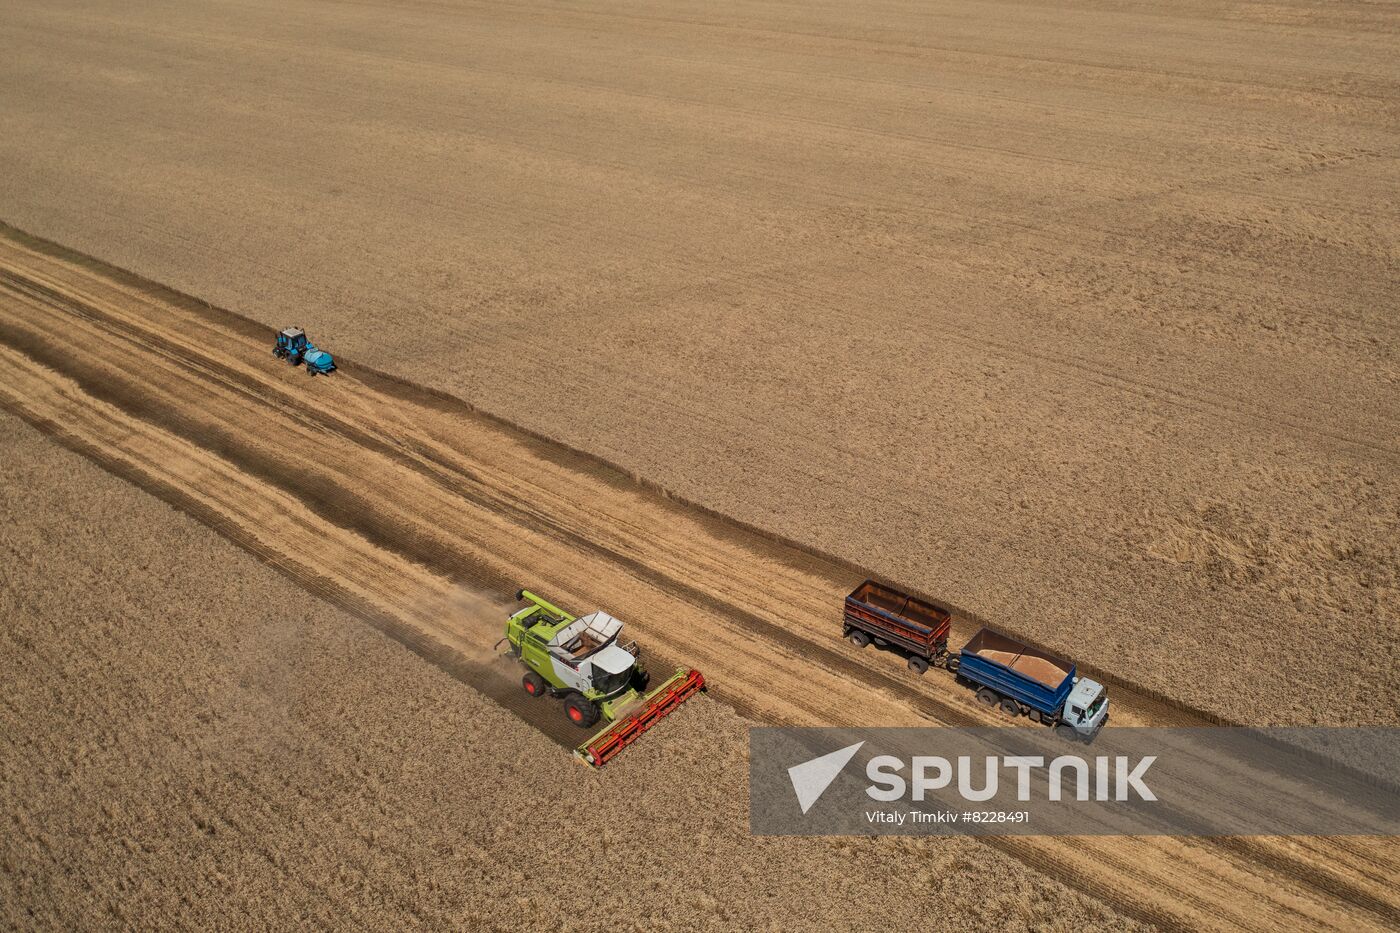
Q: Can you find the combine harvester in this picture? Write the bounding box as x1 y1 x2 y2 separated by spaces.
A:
501 590 705 767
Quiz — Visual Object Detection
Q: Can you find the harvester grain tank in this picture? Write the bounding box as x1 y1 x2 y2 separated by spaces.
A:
502 590 705 766
843 580 1107 740
273 327 336 375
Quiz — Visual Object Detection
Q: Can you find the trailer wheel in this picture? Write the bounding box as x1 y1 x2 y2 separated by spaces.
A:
907 656 929 675
564 695 601 729
1000 697 1021 717
945 657 960 673
847 631 871 648
522 673 546 697
976 688 999 707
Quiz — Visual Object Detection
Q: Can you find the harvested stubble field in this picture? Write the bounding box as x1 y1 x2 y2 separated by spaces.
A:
0 229 1396 931
0 412 1135 930
1 0 1398 928
2 0 1397 729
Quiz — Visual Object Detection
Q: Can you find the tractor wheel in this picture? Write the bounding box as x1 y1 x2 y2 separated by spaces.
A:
1000 697 1021 717
521 672 546 697
976 687 999 707
847 630 871 649
907 656 929 675
564 695 601 729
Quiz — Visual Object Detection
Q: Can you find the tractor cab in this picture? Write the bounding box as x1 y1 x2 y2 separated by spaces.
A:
277 327 308 353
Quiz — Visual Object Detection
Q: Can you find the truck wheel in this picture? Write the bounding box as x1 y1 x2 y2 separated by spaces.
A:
1056 724 1080 742
521 672 546 697
1000 697 1021 717
564 695 601 729
907 656 929 675
976 688 999 707
847 631 870 648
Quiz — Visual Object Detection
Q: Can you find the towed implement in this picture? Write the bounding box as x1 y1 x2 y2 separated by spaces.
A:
501 590 705 767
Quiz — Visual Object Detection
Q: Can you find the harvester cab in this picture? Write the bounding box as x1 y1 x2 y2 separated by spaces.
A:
273 326 336 375
503 590 705 767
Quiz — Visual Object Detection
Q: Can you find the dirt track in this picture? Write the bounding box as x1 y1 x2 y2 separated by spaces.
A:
1 229 1396 930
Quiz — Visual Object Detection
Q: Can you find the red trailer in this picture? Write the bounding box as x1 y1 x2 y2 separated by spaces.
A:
843 580 951 674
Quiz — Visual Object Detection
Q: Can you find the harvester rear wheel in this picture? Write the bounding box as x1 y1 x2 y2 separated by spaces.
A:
564 695 600 729
522 672 546 697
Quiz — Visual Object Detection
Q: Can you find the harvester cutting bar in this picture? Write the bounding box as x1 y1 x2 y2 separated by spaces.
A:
576 667 705 767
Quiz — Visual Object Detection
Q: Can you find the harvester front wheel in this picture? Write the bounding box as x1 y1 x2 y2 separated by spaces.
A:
522 672 546 697
563 695 601 728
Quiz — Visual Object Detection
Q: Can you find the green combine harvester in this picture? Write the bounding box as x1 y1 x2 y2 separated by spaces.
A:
501 590 705 767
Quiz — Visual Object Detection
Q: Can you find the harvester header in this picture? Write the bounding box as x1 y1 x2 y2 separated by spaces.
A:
503 590 704 767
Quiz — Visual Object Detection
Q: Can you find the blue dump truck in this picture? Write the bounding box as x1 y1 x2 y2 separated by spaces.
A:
273 327 336 375
844 581 1108 741
954 627 1107 740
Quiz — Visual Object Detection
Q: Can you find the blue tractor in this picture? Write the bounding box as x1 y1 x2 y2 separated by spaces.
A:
273 327 336 376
